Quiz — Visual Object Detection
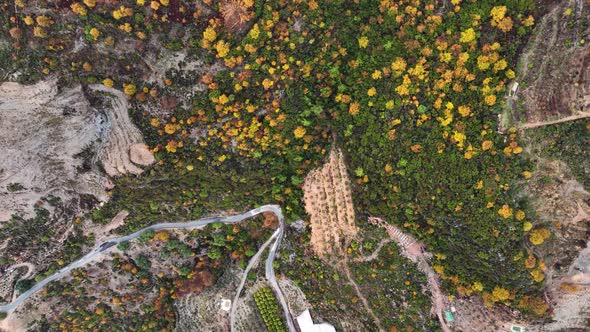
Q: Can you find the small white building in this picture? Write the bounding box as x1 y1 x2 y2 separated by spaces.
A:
296 309 336 332
219 299 231 312
509 82 519 97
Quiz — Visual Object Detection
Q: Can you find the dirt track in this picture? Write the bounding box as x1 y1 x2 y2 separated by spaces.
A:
520 111 590 129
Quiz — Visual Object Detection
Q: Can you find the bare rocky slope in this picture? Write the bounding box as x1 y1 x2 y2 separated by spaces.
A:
509 0 590 127
0 79 154 222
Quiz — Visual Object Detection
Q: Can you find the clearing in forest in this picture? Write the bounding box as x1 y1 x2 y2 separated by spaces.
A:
302 148 358 261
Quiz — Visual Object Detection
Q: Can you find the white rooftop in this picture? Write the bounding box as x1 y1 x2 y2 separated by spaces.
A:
220 299 231 312
297 309 336 332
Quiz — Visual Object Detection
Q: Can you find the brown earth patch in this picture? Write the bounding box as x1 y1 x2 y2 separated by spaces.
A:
261 211 278 229
302 148 358 261
302 148 381 329
174 270 216 298
220 0 254 34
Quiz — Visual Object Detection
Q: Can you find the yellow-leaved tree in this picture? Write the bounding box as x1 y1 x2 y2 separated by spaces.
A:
529 228 551 245
491 286 510 302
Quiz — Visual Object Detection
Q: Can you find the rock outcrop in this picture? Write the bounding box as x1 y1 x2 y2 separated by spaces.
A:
0 80 155 221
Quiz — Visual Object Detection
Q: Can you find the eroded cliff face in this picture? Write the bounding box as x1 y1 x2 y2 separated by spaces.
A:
0 79 154 222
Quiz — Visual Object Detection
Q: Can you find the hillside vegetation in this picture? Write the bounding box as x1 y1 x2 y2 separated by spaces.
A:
0 0 558 329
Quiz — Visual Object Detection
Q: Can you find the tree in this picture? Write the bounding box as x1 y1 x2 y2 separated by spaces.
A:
15 279 34 293
117 241 130 251
135 255 151 271
138 230 154 244
207 247 222 260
